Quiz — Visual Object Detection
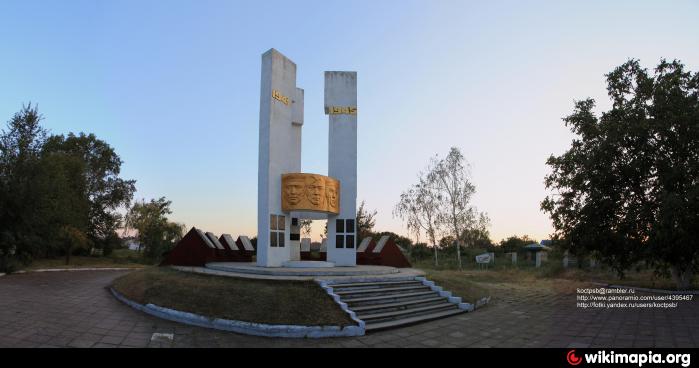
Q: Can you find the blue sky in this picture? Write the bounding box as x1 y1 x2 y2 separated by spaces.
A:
2 0 698 242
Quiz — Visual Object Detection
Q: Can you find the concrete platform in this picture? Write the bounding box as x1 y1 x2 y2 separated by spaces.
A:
282 261 335 268
167 263 424 281
204 262 415 278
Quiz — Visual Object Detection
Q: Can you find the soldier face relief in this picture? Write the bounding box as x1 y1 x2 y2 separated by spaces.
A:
284 178 304 206
325 181 338 210
305 176 325 206
281 174 339 214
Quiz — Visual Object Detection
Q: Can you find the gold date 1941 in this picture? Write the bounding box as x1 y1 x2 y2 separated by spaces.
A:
272 89 290 106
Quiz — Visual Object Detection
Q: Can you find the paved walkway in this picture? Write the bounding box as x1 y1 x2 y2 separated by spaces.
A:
0 271 697 348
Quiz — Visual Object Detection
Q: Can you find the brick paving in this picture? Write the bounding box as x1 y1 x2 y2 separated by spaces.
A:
0 270 697 348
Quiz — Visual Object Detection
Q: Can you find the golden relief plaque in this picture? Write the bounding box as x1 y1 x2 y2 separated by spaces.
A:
282 173 340 214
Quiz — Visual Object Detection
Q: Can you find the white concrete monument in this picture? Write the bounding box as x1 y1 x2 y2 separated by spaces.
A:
256 49 358 267
325 72 358 266
257 49 303 267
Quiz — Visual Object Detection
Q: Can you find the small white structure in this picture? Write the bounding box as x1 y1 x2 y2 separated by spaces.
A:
289 241 301 261
524 242 551 268
125 239 141 251
300 238 311 252
475 253 493 264
475 253 493 270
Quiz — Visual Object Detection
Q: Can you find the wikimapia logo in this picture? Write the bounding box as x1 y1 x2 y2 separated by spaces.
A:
566 350 691 367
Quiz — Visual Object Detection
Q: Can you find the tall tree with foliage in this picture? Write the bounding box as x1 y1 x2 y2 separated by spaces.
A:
125 197 184 261
34 151 91 261
0 104 48 269
461 212 492 249
356 200 377 240
499 235 537 253
43 133 136 250
395 165 443 266
542 59 699 289
432 147 489 269
0 104 136 270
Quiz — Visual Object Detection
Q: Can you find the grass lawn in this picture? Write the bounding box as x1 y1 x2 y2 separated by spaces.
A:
26 249 150 270
413 258 697 291
422 267 588 307
557 268 697 290
112 267 355 326
422 269 490 304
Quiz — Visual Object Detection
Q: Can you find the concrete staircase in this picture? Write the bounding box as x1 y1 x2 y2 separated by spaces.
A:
325 277 470 332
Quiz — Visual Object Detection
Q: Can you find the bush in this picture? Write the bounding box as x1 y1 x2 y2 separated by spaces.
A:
100 232 121 257
409 243 433 261
0 256 20 273
538 259 565 278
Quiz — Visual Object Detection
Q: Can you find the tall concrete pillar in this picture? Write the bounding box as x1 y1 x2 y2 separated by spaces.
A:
325 71 357 266
257 49 303 267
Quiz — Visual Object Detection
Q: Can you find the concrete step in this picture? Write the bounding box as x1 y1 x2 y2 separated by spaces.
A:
350 296 446 313
335 285 429 296
364 308 466 332
358 301 457 321
330 280 422 290
343 290 438 305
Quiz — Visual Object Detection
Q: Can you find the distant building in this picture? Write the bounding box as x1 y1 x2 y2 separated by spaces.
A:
124 238 141 251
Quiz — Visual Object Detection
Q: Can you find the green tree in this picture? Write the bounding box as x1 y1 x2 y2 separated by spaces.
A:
356 201 377 240
323 201 377 239
58 225 90 265
542 59 699 289
0 104 48 269
0 104 136 271
438 235 456 251
461 213 492 249
499 235 536 253
394 165 443 266
125 197 184 262
43 133 136 251
33 152 90 261
299 219 313 238
431 147 489 269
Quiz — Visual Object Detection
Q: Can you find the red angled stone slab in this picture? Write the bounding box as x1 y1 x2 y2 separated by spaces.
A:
160 227 219 267
357 237 411 268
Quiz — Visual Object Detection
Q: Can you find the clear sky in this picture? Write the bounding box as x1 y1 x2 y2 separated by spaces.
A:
2 0 698 243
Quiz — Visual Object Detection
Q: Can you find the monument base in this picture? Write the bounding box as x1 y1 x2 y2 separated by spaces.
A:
204 262 409 278
283 260 335 268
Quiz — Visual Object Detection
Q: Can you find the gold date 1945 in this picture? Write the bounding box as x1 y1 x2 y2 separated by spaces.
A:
325 106 357 115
